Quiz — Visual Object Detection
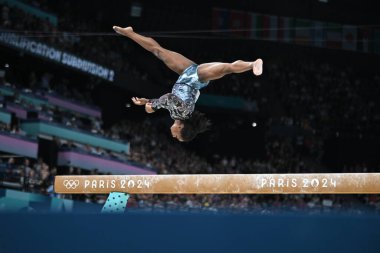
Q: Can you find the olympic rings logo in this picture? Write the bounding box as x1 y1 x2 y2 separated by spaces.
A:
63 180 80 189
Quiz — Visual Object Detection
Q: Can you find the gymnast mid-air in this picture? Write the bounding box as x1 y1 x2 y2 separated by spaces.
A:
113 26 263 142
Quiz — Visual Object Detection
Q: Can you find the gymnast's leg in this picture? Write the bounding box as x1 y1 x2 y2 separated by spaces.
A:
197 59 263 82
113 26 194 75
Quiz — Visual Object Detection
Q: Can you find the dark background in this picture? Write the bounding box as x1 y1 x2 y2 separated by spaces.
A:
0 0 379 171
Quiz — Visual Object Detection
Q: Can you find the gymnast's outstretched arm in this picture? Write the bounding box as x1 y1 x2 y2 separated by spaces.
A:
131 94 175 114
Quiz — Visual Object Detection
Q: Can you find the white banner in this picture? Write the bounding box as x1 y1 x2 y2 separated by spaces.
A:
0 31 114 82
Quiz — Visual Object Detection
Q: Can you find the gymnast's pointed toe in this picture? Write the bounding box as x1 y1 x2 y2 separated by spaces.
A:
113 26 133 35
253 58 263 76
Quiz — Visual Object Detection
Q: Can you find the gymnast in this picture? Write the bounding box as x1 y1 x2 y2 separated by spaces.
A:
113 26 263 142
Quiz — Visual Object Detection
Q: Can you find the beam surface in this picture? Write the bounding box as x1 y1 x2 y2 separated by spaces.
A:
55 173 380 194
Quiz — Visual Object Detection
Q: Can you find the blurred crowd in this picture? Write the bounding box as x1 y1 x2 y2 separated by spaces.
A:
1 1 379 214
269 61 380 137
1 2 145 77
1 70 136 165
0 155 54 194
1 155 379 214
1 113 379 214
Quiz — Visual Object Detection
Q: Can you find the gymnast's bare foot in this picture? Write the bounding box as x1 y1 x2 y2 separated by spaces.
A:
113 26 133 36
253 58 263 76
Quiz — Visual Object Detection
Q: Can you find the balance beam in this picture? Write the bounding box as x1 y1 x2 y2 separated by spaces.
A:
54 173 380 194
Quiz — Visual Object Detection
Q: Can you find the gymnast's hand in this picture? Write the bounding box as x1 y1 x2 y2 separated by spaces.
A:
131 97 149 106
145 103 155 113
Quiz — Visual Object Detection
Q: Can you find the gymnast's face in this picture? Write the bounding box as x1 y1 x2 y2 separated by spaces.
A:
171 121 184 142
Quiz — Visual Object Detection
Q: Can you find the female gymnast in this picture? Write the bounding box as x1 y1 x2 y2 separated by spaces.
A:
113 26 263 142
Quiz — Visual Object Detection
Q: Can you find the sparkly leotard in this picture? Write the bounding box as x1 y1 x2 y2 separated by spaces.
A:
150 64 209 120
